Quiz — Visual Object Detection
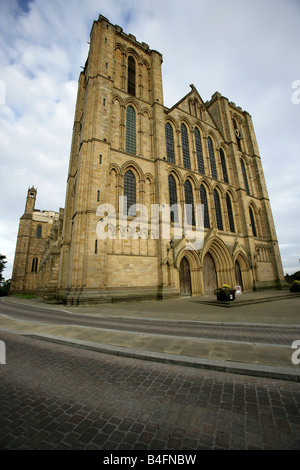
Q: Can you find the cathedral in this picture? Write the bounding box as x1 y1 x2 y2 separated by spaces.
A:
10 14 286 304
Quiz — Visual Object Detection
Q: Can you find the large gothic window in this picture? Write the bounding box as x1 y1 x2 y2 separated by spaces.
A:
200 185 210 229
126 106 136 154
184 180 195 226
249 206 257 237
124 170 136 215
168 174 178 223
128 56 136 96
226 193 235 233
220 148 229 183
207 137 218 179
194 128 205 174
165 123 175 164
181 124 191 169
214 189 223 231
241 158 250 195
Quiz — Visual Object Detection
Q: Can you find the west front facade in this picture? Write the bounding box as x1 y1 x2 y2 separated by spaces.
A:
10 15 286 304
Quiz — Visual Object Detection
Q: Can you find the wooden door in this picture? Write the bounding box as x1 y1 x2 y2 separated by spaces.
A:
235 260 243 291
203 252 217 293
179 257 192 297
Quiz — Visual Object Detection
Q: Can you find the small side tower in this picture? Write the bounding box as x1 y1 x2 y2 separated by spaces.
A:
10 187 37 293
25 186 37 214
10 187 60 294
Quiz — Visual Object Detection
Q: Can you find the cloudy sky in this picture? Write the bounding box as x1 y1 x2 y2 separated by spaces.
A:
0 0 299 280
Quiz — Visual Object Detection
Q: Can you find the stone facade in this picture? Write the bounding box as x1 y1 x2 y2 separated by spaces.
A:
10 15 286 304
10 187 60 294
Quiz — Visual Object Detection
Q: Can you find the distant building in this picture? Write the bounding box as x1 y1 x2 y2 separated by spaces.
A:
10 186 62 294
10 15 286 304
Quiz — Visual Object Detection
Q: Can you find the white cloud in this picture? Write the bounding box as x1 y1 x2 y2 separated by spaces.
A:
1 0 300 279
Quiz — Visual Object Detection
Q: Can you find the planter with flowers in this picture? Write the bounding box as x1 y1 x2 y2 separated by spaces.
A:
290 280 300 292
214 284 236 301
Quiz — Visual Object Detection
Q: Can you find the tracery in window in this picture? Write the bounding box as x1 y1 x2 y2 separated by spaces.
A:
128 56 136 96
220 148 229 183
181 124 191 169
200 185 210 229
241 158 250 195
249 206 257 237
168 174 178 223
194 128 205 174
226 193 235 233
184 180 195 226
126 106 136 154
214 189 223 231
165 123 175 164
124 170 136 215
207 137 218 179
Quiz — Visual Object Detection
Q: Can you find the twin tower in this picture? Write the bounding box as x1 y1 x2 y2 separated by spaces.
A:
10 15 286 304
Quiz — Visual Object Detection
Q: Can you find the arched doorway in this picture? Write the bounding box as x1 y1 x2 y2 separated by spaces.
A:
203 252 217 293
235 260 243 291
179 257 192 297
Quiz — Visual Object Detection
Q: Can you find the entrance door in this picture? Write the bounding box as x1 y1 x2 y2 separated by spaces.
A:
203 252 217 293
179 257 192 297
235 260 243 291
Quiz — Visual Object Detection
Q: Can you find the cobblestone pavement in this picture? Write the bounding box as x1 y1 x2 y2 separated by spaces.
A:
1 331 300 450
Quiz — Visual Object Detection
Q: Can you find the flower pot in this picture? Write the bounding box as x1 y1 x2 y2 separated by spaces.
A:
217 292 235 301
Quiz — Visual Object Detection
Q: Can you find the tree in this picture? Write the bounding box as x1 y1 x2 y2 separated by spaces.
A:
0 279 10 296
0 254 7 282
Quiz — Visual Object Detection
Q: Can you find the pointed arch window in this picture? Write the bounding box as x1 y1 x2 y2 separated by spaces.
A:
214 189 223 231
181 123 191 169
207 137 218 179
165 123 175 164
194 128 205 174
241 158 250 195
220 148 229 183
128 56 136 96
168 174 178 223
200 185 210 229
249 206 257 237
226 193 235 233
184 180 195 226
124 170 136 215
126 105 136 154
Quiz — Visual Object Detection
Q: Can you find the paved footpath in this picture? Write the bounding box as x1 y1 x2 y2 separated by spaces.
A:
0 330 300 450
0 291 300 450
1 291 300 382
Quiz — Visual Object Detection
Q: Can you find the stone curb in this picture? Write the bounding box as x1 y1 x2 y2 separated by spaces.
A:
26 332 300 383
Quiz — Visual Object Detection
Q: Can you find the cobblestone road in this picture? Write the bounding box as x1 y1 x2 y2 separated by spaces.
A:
0 330 300 450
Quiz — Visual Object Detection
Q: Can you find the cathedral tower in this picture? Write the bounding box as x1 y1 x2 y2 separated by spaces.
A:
58 15 168 304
